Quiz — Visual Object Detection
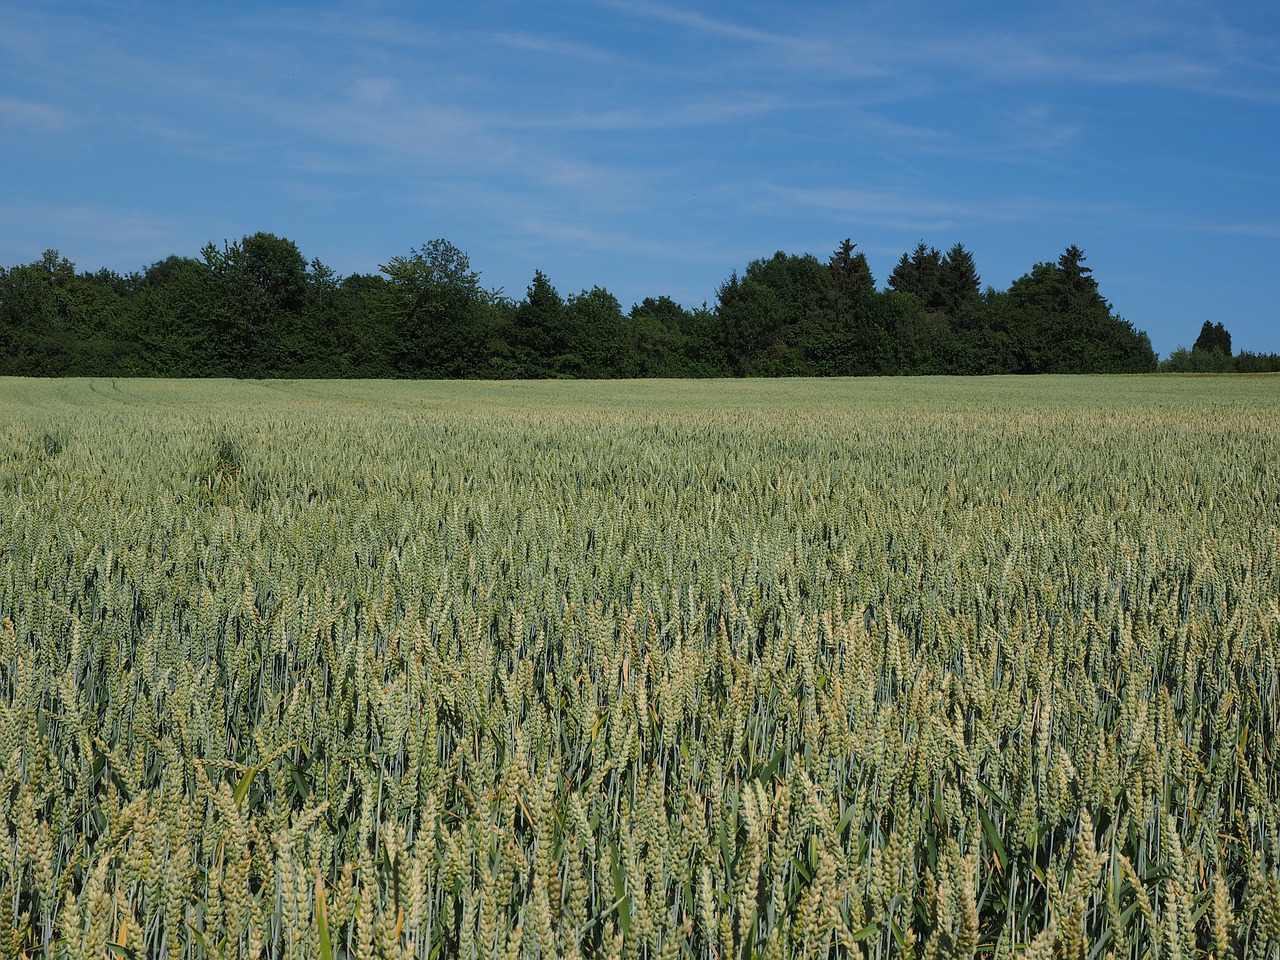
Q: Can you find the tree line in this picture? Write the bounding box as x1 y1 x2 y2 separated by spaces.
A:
1 232 1268 379
1160 321 1280 373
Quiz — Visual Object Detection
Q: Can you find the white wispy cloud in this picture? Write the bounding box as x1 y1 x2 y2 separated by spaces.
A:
891 3 1280 101
603 0 893 79
514 220 721 261
607 0 1277 101
1153 216 1280 241
0 96 77 132
502 92 790 132
759 183 1130 233
481 31 623 65
1003 105 1085 153
608 0 804 48
0 199 185 267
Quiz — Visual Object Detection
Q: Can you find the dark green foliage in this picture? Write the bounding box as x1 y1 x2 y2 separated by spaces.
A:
627 297 698 377
1161 338 1280 374
714 251 828 375
0 250 132 376
888 242 945 313
200 232 313 376
939 243 980 316
803 240 893 376
1000 247 1157 374
565 286 631 378
823 238 876 324
1163 345 1230 373
1193 320 1232 356
129 255 218 376
331 273 399 377
1165 320 1239 374
0 234 1179 379
503 270 575 377
1232 350 1280 373
379 239 496 377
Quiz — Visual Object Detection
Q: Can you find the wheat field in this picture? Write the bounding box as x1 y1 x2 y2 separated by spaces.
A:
1 375 1278 959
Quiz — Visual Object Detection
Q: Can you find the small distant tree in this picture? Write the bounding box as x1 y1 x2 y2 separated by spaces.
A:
888 242 944 313
1192 321 1232 357
132 255 216 376
566 286 628 377
715 252 827 375
627 296 689 377
0 250 134 376
504 271 573 376
1002 246 1156 373
201 232 310 376
1234 351 1280 373
1162 346 1193 372
380 239 494 377
823 239 876 326
939 243 981 316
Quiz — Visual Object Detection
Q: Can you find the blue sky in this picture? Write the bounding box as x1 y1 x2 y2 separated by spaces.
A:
2 1 1278 357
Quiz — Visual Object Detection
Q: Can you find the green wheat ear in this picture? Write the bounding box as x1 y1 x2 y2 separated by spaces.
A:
315 872 333 960
0 375 1276 957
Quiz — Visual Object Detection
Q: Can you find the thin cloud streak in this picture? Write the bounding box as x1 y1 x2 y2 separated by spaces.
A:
0 96 77 132
887 5 1280 101
501 93 791 132
481 31 622 65
605 0 893 79
610 0 809 48
515 220 728 263
762 183 1132 232
0 200 184 266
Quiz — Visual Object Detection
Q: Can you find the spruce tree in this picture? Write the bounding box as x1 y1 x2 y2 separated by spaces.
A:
1193 320 1232 357
940 243 980 315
